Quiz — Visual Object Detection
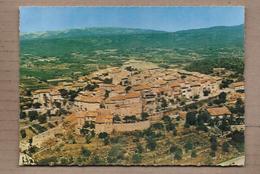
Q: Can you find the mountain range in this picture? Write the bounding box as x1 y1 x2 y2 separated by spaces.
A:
20 25 244 57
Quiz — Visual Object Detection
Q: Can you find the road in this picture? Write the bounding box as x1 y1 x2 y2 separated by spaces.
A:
218 155 245 166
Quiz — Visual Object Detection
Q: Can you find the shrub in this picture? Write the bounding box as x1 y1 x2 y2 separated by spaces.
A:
20 129 27 139
132 153 142 164
81 147 91 158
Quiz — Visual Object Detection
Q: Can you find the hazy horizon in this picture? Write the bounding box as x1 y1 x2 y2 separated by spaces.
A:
20 7 244 33
20 23 244 34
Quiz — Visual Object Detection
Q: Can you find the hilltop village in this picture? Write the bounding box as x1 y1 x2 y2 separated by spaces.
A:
19 60 245 165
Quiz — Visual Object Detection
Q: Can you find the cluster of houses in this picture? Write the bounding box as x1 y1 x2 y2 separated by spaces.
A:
22 60 245 134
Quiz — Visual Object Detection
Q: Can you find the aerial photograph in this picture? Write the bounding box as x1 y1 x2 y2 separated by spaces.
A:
19 7 245 166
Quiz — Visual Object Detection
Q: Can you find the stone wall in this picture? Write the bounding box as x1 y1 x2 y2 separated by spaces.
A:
32 125 64 148
95 120 150 134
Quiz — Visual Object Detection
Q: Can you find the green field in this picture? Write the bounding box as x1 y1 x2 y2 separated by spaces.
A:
20 25 244 91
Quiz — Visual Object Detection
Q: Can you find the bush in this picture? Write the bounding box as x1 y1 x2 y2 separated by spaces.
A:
107 146 124 164
37 157 58 166
20 111 26 119
90 155 104 165
222 142 230 152
146 139 157 151
191 150 197 158
28 110 38 122
141 112 149 121
152 122 164 130
210 151 216 157
136 143 143 153
113 115 121 123
31 124 47 133
81 147 91 158
170 144 177 153
38 114 47 124
20 129 26 139
185 111 197 126
184 141 193 151
98 132 108 139
132 153 142 164
210 135 218 151
174 148 183 160
162 115 172 123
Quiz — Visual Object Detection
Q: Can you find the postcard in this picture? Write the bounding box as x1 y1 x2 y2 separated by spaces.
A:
19 6 245 166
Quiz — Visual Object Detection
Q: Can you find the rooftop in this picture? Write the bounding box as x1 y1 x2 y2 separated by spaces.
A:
207 106 231 116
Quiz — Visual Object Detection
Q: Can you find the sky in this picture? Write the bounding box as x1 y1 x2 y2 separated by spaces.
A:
20 6 244 33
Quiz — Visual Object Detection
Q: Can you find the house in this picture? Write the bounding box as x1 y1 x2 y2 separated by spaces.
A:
95 109 113 124
190 82 201 97
230 125 245 131
142 90 157 114
227 92 245 105
207 106 232 119
178 111 187 120
74 95 102 111
105 91 142 117
230 82 245 92
170 111 187 119
49 89 63 104
74 111 98 127
213 68 226 75
32 89 51 105
132 83 151 92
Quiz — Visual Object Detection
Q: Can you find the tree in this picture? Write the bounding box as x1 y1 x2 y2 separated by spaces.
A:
59 89 68 98
20 111 26 119
28 138 33 146
146 138 157 151
173 129 178 136
230 130 244 152
185 111 197 126
184 141 193 151
38 114 47 124
162 115 172 124
191 150 197 158
210 151 216 157
203 89 210 96
104 137 110 145
218 92 227 103
170 144 178 154
80 121 95 136
104 90 110 98
28 110 38 122
132 153 142 164
125 86 132 93
103 78 113 84
113 115 121 123
152 122 164 130
174 148 183 160
67 90 78 101
136 143 143 153
166 122 176 132
81 147 91 158
33 102 42 109
20 129 26 139
222 142 230 152
107 146 124 163
54 101 61 108
161 98 168 109
218 118 231 132
210 135 218 151
141 112 149 121
197 111 210 124
98 132 108 140
123 115 137 123
90 155 104 165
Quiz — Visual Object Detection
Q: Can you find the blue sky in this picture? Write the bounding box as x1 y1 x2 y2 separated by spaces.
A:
20 6 244 33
